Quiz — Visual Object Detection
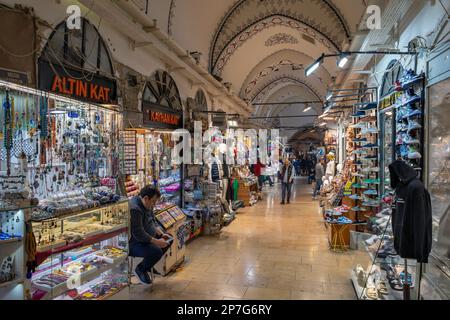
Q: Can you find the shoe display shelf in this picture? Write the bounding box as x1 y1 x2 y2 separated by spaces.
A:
350 205 418 300
393 73 425 180
0 200 36 300
350 99 380 232
29 201 131 300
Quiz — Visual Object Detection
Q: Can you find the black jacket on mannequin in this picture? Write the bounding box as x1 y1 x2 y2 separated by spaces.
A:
389 160 432 263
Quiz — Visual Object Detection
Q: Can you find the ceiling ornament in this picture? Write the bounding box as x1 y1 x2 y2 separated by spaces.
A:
167 0 177 36
265 33 299 47
243 60 303 97
210 0 351 75
251 76 323 104
212 15 340 76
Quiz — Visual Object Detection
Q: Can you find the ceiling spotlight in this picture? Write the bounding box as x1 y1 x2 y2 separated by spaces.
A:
305 54 324 77
337 53 350 68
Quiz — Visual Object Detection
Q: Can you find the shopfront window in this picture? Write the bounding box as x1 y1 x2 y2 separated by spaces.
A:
427 78 450 260
41 18 114 78
143 70 182 111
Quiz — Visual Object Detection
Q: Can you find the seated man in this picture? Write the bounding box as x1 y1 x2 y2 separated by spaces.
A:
129 185 172 285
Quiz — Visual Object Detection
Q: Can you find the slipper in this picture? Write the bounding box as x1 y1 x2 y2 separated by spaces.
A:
389 279 403 291
377 281 389 295
365 287 379 300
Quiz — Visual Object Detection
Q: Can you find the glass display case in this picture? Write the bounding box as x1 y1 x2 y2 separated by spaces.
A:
421 77 450 300
0 201 32 300
30 200 129 300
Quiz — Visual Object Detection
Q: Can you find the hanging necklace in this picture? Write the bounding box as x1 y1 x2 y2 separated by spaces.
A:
3 91 12 175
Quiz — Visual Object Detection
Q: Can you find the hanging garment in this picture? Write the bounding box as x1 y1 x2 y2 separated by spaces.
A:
222 164 230 178
211 162 220 182
226 178 234 201
233 178 239 201
389 160 432 263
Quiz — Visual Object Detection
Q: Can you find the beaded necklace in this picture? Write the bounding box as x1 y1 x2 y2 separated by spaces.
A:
3 91 12 175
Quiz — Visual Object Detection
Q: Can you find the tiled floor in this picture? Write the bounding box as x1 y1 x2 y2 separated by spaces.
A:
127 177 364 300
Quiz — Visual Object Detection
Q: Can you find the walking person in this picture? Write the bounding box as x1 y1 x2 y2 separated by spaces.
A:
280 157 294 205
254 158 265 191
313 158 325 200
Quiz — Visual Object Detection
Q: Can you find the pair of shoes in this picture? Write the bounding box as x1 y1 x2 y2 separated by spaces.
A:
280 202 285 205
134 265 153 285
365 235 380 245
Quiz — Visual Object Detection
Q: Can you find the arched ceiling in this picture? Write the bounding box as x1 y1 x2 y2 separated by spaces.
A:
147 0 367 143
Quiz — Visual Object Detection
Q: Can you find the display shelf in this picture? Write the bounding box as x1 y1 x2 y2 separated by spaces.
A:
0 277 23 289
31 198 129 222
401 75 425 89
0 203 37 213
36 227 128 266
34 253 127 300
0 237 22 245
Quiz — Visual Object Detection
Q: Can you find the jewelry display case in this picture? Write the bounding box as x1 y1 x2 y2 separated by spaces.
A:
0 82 130 300
0 200 34 300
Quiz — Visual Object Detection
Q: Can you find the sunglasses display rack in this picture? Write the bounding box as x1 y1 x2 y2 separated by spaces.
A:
0 85 131 300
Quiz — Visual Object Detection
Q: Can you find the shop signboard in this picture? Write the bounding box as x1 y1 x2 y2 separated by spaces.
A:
379 91 402 110
38 59 117 104
142 102 182 130
0 67 30 85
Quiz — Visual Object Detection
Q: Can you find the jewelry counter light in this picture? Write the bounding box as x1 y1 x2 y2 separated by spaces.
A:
0 81 130 300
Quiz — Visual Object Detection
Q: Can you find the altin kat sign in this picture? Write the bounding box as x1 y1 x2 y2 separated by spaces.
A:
51 76 111 104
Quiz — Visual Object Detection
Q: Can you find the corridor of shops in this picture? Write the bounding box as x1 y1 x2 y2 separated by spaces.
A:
0 0 448 303
127 178 361 300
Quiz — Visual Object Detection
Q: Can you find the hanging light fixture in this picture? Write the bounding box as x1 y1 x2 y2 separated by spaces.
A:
305 54 324 77
337 53 350 68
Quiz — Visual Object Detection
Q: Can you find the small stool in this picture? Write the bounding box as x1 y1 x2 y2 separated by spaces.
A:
128 256 154 290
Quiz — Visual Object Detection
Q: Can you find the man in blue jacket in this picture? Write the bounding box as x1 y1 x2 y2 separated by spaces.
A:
129 185 172 285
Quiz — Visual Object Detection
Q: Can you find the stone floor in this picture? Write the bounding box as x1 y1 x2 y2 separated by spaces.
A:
125 177 367 300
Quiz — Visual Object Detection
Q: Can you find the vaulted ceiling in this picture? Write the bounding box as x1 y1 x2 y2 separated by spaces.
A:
147 0 368 141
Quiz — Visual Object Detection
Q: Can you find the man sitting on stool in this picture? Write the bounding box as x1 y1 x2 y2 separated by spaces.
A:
129 185 172 285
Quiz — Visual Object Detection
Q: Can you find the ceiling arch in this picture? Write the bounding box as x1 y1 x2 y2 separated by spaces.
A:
252 77 322 106
240 49 331 100
209 0 352 75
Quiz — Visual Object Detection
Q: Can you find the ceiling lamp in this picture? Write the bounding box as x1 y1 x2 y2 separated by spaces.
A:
337 53 350 68
319 122 327 126
305 54 324 77
326 91 333 101
303 104 312 113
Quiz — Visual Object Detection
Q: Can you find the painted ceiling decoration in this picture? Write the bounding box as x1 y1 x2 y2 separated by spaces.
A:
209 0 351 75
167 0 177 36
265 33 299 47
243 59 303 97
251 76 323 104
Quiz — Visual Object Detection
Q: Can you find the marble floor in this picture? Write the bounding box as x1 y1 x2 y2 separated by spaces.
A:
126 177 366 300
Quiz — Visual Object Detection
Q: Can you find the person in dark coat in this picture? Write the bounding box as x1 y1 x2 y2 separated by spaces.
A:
389 160 432 263
129 186 173 284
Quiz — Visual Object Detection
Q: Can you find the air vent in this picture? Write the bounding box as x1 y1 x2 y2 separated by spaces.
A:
302 34 316 45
